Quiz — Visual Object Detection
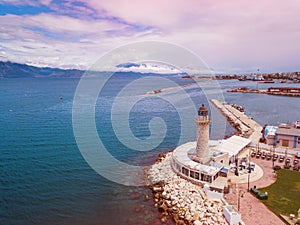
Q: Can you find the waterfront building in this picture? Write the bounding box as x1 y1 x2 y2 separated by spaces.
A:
171 103 251 188
264 126 278 146
264 121 300 149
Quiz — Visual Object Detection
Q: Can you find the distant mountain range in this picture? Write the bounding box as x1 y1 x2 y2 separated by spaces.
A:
0 61 84 78
0 61 184 78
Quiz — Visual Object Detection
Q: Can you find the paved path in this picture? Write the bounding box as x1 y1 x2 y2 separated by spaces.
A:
211 99 286 224
225 156 285 225
211 99 263 143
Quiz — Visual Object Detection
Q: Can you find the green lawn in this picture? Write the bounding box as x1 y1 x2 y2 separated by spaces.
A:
259 169 300 217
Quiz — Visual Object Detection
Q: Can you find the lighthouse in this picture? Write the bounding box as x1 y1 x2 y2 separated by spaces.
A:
195 103 210 163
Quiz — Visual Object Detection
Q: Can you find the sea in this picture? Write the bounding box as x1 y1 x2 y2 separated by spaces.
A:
1 74 299 225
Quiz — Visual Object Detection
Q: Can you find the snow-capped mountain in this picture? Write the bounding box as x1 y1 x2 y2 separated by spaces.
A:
116 62 183 74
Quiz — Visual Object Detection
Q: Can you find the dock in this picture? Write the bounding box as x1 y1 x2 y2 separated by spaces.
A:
227 87 300 97
210 99 263 143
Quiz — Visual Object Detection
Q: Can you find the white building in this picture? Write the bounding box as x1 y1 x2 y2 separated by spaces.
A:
264 122 300 149
171 104 251 186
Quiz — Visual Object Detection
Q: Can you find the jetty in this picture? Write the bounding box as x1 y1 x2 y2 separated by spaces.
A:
210 99 263 143
144 81 204 95
227 87 300 97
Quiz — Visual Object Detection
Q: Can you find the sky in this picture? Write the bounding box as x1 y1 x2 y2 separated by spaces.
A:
1 0 300 73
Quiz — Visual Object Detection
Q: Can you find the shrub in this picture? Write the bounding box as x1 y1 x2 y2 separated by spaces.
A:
273 165 281 171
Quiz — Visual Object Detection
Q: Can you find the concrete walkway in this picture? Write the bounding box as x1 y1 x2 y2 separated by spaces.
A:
228 161 264 184
225 152 284 225
211 99 284 224
211 99 263 143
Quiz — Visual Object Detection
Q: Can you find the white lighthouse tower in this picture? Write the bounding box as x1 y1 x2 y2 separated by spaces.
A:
195 103 210 163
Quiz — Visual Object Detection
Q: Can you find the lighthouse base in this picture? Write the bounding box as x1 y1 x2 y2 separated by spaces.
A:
191 155 210 165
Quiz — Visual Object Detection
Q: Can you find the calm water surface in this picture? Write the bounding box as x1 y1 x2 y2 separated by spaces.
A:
0 76 299 224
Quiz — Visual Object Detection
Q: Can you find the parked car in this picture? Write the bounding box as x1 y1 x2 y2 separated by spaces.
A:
279 156 285 163
284 162 291 169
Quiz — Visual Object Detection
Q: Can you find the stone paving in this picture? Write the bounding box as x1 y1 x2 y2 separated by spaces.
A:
225 155 285 225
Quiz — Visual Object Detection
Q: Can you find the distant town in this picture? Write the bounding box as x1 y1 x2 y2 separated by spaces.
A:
1 61 300 83
218 71 300 82
183 71 300 83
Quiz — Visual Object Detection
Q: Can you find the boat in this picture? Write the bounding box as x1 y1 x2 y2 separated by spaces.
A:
258 79 275 83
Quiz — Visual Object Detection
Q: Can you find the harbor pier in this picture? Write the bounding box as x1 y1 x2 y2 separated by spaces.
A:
210 99 263 143
227 87 300 97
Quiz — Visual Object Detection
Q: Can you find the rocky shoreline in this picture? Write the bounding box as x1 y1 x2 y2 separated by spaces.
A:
146 153 229 225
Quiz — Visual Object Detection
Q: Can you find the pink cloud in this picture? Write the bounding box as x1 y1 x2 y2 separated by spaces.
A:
1 0 300 72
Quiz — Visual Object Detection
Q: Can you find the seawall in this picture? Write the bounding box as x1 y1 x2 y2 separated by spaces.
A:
210 99 263 143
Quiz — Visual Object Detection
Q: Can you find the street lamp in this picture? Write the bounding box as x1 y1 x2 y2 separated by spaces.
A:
247 166 251 191
238 190 245 211
271 147 275 168
247 147 251 191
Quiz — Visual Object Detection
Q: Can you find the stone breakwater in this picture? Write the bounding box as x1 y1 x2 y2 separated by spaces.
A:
210 99 250 138
210 99 263 143
147 153 229 225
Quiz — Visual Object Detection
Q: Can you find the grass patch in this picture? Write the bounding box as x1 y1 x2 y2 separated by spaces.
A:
259 169 300 217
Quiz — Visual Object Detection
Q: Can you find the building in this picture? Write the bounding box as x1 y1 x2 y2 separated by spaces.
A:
212 135 251 164
265 121 300 149
171 103 251 187
264 126 278 146
276 122 300 149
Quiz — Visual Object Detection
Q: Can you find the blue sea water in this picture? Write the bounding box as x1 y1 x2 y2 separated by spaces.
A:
0 75 299 225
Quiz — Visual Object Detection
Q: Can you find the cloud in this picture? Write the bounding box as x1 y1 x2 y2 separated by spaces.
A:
116 62 183 74
1 0 300 72
0 0 51 6
81 0 300 72
0 13 130 37
0 11 158 69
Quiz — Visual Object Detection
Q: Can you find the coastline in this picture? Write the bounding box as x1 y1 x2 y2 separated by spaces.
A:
146 99 283 225
227 87 300 98
147 153 229 225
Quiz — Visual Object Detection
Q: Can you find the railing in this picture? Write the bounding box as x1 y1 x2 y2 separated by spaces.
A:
171 157 214 185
